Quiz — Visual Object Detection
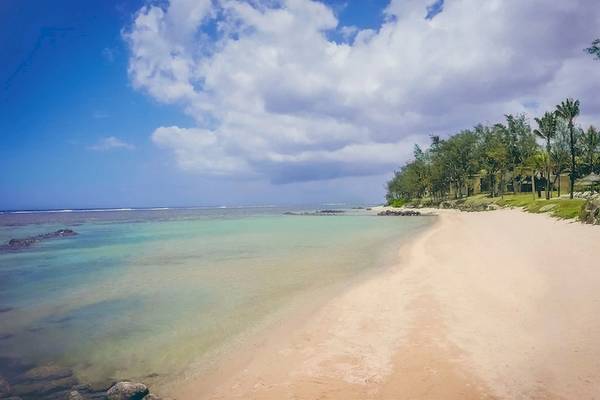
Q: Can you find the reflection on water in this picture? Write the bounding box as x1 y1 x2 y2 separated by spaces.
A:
0 207 432 385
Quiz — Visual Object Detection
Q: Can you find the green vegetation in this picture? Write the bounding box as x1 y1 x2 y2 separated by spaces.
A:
495 194 586 220
386 97 599 222
387 198 409 208
586 39 600 60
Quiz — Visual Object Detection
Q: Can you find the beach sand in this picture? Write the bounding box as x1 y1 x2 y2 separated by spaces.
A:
170 209 600 399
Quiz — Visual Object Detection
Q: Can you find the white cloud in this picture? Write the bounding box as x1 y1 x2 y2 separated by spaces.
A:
88 136 135 151
124 0 600 183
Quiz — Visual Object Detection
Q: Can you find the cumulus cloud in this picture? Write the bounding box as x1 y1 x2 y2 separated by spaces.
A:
88 136 135 151
124 0 600 183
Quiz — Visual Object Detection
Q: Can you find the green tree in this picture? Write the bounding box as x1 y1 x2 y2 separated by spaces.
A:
586 39 600 60
504 114 536 193
555 98 580 199
438 130 479 198
478 124 508 197
580 126 600 174
533 112 557 199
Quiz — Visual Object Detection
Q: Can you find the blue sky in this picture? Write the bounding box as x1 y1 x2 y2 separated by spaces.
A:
0 0 405 210
1 0 187 209
1 0 598 210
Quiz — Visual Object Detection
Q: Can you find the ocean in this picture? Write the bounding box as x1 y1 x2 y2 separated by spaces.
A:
0 206 432 389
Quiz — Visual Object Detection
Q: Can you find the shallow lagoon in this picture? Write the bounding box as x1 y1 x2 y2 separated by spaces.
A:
0 207 432 385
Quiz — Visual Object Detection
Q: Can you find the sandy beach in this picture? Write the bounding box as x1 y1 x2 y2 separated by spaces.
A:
171 209 600 399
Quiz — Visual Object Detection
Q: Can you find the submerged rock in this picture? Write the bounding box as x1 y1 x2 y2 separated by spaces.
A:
85 380 115 393
0 333 14 341
1 229 77 251
107 382 148 400
284 209 345 216
18 365 73 382
11 375 78 397
0 376 11 397
142 395 162 400
377 210 421 216
0 357 35 380
68 391 86 400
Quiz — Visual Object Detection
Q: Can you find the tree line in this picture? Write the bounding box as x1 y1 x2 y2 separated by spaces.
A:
386 98 600 203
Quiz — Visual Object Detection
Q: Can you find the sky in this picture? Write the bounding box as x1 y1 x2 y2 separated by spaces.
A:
1 0 599 210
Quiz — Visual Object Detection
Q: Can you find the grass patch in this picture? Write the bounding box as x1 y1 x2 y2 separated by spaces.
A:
394 193 586 221
492 194 586 220
388 198 408 208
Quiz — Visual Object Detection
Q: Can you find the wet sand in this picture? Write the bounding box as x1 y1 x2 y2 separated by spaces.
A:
170 209 600 399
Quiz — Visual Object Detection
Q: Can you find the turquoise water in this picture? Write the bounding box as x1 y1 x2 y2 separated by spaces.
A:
0 207 432 385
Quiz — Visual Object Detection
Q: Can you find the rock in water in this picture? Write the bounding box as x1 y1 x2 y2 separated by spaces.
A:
2 229 78 251
143 395 162 400
11 375 78 397
68 390 86 400
107 382 149 400
18 364 73 382
0 376 11 397
377 209 421 216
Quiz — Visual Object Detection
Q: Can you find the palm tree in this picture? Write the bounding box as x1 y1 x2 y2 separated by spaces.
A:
582 126 599 174
534 112 557 199
556 98 580 199
586 39 600 60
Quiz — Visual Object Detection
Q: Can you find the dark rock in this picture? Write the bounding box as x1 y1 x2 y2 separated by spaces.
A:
106 382 148 400
0 307 14 314
142 395 162 400
0 357 35 380
86 380 115 393
0 375 11 397
44 390 74 400
68 391 86 400
377 210 421 216
581 200 600 224
284 210 345 216
17 365 73 382
2 229 78 251
12 376 78 397
0 334 14 341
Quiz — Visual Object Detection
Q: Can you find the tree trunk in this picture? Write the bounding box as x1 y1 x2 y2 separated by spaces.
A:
557 173 561 197
511 169 516 194
532 170 536 200
569 121 575 199
546 167 550 200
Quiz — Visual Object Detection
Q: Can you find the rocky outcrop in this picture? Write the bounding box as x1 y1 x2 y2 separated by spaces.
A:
0 357 167 400
580 200 600 225
284 209 345 216
17 365 73 382
106 382 149 400
68 391 85 400
1 230 77 251
377 210 421 216
11 376 78 398
142 395 163 400
0 376 11 398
